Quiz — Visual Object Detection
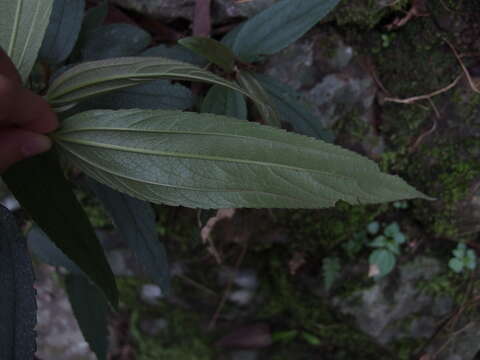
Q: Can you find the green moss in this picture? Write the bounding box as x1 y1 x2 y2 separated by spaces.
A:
334 0 409 29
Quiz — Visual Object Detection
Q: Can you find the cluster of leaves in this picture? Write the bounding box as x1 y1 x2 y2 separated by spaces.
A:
367 221 406 278
0 0 430 358
448 243 476 273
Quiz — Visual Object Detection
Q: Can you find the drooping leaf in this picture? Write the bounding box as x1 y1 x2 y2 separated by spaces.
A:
230 0 341 62
201 84 247 120
142 44 207 66
80 23 151 61
70 0 108 61
39 0 85 64
369 249 395 277
0 0 54 81
2 151 118 308
237 70 280 127
0 205 36 360
66 274 109 360
27 225 83 274
45 57 259 109
179 36 236 72
87 178 170 293
72 80 194 111
53 109 430 209
254 73 334 142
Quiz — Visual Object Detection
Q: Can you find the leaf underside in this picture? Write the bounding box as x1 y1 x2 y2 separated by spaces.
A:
0 205 36 360
54 109 430 209
0 0 54 81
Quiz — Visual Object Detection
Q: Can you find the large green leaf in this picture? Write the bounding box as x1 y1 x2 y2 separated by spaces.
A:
0 0 54 82
230 0 341 62
45 57 259 109
237 70 280 127
39 0 85 64
201 84 247 120
53 109 430 209
0 205 36 360
2 151 118 308
255 73 334 142
142 44 207 66
178 36 236 72
87 179 170 293
66 274 109 360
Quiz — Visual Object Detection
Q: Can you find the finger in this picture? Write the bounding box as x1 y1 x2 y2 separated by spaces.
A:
0 47 21 84
0 128 52 173
0 75 58 133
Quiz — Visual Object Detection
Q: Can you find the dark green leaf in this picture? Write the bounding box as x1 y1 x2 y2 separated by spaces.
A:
81 23 151 61
87 179 170 293
179 36 236 72
230 0 341 61
72 80 194 111
201 84 247 120
27 225 83 274
322 257 341 291
2 151 118 308
54 109 431 209
142 44 207 66
66 274 109 360
0 205 36 360
46 57 261 109
39 0 85 64
221 23 244 49
70 0 108 61
237 70 280 127
255 73 334 142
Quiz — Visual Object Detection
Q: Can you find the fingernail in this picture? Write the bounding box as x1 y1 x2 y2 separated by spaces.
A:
21 134 52 157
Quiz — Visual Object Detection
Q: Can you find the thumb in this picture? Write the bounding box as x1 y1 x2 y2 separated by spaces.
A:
0 128 52 173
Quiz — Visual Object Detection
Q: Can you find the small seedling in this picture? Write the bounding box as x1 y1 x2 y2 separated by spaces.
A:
448 243 477 273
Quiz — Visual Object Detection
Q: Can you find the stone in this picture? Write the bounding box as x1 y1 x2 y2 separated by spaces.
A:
140 284 164 305
228 289 254 306
140 318 169 336
213 0 276 24
332 256 454 345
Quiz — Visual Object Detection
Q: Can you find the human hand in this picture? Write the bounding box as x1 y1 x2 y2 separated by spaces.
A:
0 48 58 173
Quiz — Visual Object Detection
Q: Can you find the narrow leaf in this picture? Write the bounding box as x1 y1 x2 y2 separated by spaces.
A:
0 0 54 81
54 109 431 209
2 151 118 308
27 225 83 274
254 73 334 142
201 84 247 120
179 36 236 72
81 23 151 61
72 80 194 111
66 274 109 360
0 205 36 360
45 57 259 109
231 0 341 61
237 70 280 127
39 0 85 64
87 179 170 293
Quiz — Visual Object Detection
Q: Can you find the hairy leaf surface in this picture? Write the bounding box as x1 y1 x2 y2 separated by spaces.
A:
39 0 85 64
230 0 341 61
54 109 430 209
87 179 170 293
179 36 236 72
0 205 36 360
0 0 54 81
45 57 257 108
201 85 247 120
2 151 118 308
